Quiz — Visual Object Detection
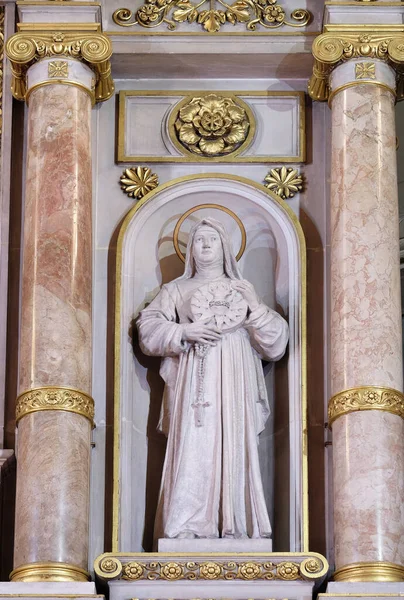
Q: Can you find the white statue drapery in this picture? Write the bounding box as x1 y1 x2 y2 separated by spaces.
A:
137 218 289 541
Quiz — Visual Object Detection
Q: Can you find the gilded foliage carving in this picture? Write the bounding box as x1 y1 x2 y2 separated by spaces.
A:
328 386 404 426
112 0 311 33
16 387 95 426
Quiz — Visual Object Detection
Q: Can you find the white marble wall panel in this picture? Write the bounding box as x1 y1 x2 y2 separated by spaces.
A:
119 91 304 162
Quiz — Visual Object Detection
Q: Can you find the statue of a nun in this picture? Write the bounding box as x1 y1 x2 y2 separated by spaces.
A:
137 217 289 541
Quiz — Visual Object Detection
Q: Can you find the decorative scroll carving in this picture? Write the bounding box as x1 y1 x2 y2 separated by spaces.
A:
5 31 114 103
120 167 159 199
309 32 404 101
95 553 328 582
16 387 95 426
264 167 304 199
112 1 311 33
173 94 251 157
328 386 404 426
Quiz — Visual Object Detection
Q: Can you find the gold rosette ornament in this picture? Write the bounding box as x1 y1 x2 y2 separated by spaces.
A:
174 94 250 157
200 561 222 579
264 167 303 199
120 166 159 199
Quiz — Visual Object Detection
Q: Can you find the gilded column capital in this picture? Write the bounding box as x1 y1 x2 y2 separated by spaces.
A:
308 30 404 102
5 30 114 103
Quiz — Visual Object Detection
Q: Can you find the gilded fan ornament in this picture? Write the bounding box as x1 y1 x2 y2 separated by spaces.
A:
112 0 311 33
120 167 159 199
174 94 250 157
264 167 304 199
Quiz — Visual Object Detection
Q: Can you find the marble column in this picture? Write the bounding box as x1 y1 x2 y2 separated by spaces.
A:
4 38 112 580
328 59 404 581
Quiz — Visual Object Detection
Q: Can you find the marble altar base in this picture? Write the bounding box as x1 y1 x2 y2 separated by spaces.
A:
0 581 101 599
108 579 316 600
158 538 273 552
320 581 404 600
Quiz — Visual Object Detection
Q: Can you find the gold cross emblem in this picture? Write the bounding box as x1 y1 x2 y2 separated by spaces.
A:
355 62 376 80
48 61 69 79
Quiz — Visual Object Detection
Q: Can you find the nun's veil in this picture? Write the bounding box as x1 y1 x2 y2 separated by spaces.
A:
177 217 242 281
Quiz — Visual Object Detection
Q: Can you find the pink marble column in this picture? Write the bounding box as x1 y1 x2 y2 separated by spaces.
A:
12 76 93 582
329 60 404 581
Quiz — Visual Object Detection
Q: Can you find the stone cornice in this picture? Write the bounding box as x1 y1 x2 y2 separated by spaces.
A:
5 29 113 103
308 28 404 101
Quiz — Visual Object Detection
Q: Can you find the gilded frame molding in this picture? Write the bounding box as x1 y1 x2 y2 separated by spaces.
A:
94 552 328 582
112 173 308 553
117 90 306 163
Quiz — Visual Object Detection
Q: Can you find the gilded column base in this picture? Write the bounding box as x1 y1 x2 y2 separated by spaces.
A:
334 562 404 583
10 561 90 582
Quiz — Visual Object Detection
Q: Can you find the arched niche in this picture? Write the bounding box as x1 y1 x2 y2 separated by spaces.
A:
112 174 307 554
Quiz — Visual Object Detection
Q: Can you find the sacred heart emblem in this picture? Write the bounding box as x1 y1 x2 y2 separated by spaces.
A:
190 280 248 332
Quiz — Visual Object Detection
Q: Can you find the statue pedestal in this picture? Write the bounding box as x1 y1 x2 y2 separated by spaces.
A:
95 551 329 600
109 578 316 600
0 582 99 599
158 538 273 552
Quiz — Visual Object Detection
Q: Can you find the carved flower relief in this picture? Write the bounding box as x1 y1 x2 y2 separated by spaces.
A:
277 561 300 580
174 94 250 157
200 561 222 579
137 2 160 23
161 562 183 580
239 562 262 579
122 562 144 579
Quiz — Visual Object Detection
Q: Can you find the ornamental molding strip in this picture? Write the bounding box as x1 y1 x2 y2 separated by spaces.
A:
16 386 95 427
308 29 404 102
328 385 404 427
5 30 114 103
112 1 311 33
0 7 4 142
94 552 329 582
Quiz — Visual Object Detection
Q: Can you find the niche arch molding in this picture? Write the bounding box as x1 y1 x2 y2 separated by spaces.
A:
112 173 307 554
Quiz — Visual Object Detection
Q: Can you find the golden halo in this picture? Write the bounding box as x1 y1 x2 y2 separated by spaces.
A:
173 203 247 264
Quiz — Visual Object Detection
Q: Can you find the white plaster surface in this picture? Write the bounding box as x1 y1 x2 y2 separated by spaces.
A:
18 3 101 24
158 537 273 552
108 579 315 600
324 3 404 25
27 59 94 96
0 582 98 595
330 60 396 94
122 92 303 160
327 582 404 593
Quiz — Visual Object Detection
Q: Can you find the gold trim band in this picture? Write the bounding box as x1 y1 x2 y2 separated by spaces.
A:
328 80 396 106
334 562 404 583
26 80 95 106
10 561 90 582
328 386 404 427
16 386 95 427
